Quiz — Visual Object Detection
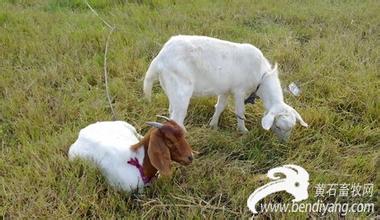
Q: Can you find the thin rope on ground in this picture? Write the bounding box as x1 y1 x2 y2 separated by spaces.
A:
84 0 116 120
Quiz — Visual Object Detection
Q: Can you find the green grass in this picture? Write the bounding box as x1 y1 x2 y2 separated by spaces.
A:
1 0 379 218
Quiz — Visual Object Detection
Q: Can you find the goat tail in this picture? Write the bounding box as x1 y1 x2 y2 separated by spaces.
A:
143 60 159 101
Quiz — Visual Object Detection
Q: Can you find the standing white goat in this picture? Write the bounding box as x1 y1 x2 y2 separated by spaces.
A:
144 35 308 140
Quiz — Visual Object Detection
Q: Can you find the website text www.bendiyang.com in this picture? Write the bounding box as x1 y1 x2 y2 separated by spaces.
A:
259 201 374 215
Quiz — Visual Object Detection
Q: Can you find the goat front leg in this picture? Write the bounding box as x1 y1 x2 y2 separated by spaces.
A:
209 94 228 129
234 93 248 133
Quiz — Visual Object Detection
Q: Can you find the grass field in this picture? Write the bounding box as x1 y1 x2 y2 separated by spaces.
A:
1 0 379 218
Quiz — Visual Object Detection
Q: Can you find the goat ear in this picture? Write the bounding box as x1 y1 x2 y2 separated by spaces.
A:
292 108 308 127
148 131 172 176
271 63 278 76
261 111 275 130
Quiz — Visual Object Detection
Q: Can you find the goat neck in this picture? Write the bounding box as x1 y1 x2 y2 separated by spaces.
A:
131 129 158 180
257 73 285 111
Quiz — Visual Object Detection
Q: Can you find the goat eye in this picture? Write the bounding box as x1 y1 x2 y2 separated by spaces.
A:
295 182 300 187
165 139 175 147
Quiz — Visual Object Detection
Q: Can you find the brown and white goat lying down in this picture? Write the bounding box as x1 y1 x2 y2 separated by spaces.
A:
68 118 193 192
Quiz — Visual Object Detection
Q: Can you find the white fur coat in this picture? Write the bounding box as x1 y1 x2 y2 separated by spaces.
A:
68 121 146 192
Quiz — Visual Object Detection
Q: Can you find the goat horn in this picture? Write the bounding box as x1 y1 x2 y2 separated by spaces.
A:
156 115 171 121
192 150 200 155
146 122 164 128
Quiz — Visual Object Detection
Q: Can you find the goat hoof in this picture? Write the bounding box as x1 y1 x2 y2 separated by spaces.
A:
209 119 219 129
209 123 219 130
238 127 249 133
211 126 219 130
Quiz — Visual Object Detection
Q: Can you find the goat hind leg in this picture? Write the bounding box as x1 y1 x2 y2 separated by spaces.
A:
209 94 228 129
167 87 193 131
170 98 191 131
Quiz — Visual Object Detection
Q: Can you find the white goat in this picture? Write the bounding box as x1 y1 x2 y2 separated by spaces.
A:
144 35 308 140
68 119 193 192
